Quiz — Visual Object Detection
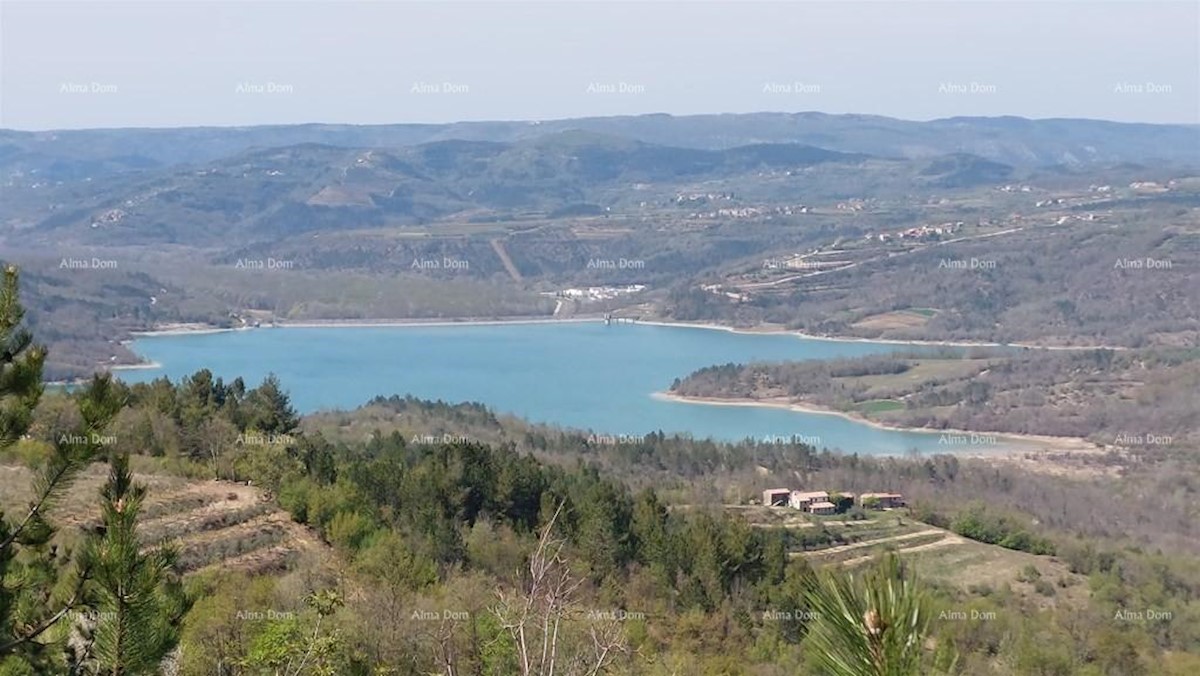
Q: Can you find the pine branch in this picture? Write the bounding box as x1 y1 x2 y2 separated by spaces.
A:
0 451 83 551
0 560 92 654
2 381 121 551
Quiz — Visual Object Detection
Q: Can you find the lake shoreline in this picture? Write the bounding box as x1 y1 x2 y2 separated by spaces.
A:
110 320 1114 466
633 319 1129 351
127 316 1123 351
654 391 1105 457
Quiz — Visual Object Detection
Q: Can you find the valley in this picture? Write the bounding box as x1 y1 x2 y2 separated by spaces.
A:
2 113 1198 675
3 0 1200 672
5 128 1197 380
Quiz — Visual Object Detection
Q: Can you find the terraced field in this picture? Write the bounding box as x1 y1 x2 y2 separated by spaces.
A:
0 463 325 576
734 505 1089 609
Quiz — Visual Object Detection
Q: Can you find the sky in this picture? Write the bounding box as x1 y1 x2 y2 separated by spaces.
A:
1 0 1197 130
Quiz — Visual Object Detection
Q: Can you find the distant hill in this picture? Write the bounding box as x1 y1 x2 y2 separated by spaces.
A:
10 134 869 246
1 112 1195 181
918 153 1015 188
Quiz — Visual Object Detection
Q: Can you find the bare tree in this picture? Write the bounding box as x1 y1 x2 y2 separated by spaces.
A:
493 502 627 676
580 618 628 676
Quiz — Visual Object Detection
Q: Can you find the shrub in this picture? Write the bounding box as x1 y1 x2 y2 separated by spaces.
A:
1016 564 1042 583
1033 579 1056 597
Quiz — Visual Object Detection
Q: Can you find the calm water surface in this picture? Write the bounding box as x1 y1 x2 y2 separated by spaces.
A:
120 322 1034 455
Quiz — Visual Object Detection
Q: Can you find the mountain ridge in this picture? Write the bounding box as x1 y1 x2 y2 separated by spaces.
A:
2 111 1196 182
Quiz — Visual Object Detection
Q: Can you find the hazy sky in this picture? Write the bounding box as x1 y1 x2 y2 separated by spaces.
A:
1 0 1197 130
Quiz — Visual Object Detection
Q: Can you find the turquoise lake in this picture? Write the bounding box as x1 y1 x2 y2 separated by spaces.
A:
120 322 1035 455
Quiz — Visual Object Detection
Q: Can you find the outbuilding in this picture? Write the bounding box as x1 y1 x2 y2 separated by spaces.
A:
762 488 791 507
859 492 905 509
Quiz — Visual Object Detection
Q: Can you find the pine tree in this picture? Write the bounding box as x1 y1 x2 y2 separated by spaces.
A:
0 265 42 451
802 554 951 676
75 453 188 675
0 266 123 671
245 374 298 436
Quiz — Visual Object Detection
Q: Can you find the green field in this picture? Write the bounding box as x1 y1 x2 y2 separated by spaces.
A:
856 398 906 414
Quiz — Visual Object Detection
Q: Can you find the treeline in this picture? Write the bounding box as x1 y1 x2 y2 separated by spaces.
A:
32 369 301 480
671 350 943 393
912 503 1056 556
310 393 833 483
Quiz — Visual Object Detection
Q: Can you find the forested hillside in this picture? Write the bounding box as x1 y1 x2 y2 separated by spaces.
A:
670 348 1200 445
